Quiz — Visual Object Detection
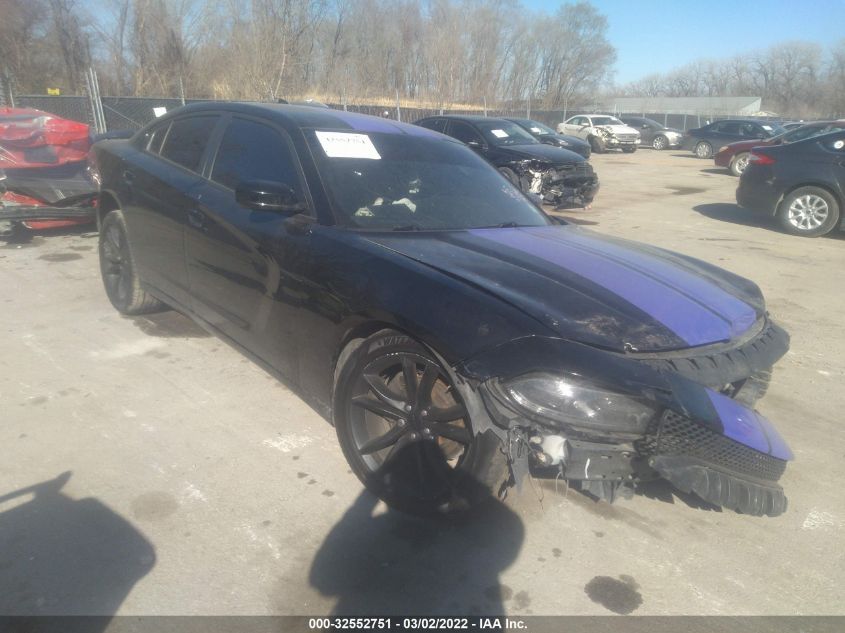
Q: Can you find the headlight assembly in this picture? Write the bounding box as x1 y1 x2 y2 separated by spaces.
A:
719 146 729 153
503 373 658 433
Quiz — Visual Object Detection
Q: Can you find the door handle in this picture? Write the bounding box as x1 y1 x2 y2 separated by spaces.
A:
188 206 207 231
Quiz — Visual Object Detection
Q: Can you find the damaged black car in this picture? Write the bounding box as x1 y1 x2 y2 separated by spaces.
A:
415 115 598 207
92 103 791 519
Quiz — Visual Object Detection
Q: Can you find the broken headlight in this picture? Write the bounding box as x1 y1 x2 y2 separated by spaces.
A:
503 373 658 433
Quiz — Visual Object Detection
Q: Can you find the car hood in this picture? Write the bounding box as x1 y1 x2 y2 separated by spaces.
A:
498 143 585 164
598 124 640 136
720 138 776 153
365 226 764 352
551 134 589 146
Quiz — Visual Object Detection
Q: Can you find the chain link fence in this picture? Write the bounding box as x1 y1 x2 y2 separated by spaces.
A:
8 93 763 134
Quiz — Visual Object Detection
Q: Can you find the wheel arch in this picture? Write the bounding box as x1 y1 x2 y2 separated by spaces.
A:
779 182 843 212
96 190 121 230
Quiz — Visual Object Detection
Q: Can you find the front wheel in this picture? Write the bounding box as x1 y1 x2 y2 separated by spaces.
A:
588 136 605 154
652 135 667 150
99 210 166 314
730 152 750 176
776 187 840 237
622 146 637 153
334 331 509 515
695 141 713 159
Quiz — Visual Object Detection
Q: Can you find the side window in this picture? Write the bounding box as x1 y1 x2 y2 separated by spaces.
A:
159 116 218 173
739 123 760 137
717 121 741 135
210 118 303 195
448 121 483 145
418 118 448 133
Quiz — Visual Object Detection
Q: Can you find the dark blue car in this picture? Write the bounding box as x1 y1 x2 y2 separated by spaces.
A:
91 103 792 516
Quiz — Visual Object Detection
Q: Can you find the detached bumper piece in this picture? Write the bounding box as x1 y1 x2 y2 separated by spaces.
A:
640 411 788 517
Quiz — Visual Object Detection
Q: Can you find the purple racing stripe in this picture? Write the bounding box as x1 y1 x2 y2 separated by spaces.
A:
469 227 754 346
706 389 793 460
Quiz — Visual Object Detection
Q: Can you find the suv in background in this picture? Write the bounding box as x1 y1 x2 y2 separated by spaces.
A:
558 115 641 154
684 119 784 159
620 116 684 150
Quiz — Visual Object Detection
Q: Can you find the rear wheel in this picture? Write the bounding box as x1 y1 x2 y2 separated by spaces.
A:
652 135 667 150
730 152 750 176
334 331 509 515
695 141 713 159
99 210 166 314
776 187 840 237
588 136 605 154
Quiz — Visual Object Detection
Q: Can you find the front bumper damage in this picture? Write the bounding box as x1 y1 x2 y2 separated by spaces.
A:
455 324 792 517
514 160 599 208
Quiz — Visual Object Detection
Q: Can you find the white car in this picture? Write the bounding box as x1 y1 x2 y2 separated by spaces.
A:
558 115 641 154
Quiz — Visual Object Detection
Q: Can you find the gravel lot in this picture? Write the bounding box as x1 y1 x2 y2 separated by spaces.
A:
2 148 843 617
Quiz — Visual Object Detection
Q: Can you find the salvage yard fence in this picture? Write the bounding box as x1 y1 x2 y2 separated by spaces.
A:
10 92 778 135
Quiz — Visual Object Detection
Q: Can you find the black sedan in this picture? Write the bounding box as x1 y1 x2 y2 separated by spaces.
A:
503 117 591 159
684 119 784 159
415 115 598 207
737 130 845 237
92 102 792 516
620 116 684 150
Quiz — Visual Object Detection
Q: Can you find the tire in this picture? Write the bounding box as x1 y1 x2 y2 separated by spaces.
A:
730 152 750 177
652 135 667 150
622 146 637 153
334 331 509 515
776 186 840 237
695 141 713 159
99 210 166 314
588 136 605 154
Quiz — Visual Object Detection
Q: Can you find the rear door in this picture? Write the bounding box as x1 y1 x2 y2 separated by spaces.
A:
122 114 221 306
184 115 313 379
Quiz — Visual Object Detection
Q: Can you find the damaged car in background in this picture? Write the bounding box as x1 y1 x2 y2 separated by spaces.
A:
559 114 641 154
415 115 598 207
0 107 98 239
92 103 792 519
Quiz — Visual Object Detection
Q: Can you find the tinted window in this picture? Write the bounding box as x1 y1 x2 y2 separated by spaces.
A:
716 121 741 134
418 118 448 133
449 121 484 145
211 118 302 193
160 116 218 172
591 116 623 126
739 122 762 137
475 120 537 146
307 131 550 231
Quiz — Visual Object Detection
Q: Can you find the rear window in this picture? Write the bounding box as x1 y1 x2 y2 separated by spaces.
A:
160 116 218 173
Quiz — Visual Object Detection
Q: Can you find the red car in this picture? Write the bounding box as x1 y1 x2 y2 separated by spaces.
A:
716 120 845 176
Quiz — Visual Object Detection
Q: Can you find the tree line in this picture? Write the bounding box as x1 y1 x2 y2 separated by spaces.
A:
618 41 845 118
2 0 842 117
1 0 615 110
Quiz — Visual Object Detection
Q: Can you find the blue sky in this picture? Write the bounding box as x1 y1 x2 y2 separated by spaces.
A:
525 0 845 84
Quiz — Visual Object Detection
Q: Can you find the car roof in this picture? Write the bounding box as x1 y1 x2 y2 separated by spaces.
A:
152 101 441 138
418 114 512 124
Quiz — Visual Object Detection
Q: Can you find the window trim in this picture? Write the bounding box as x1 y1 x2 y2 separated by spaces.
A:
446 120 484 146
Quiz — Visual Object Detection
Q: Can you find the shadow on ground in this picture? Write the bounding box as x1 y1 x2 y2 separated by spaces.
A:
309 463 525 615
693 203 776 230
0 472 155 621
129 310 210 338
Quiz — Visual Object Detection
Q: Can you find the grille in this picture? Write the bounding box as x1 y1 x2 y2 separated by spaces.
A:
551 163 593 181
615 134 639 142
639 411 787 482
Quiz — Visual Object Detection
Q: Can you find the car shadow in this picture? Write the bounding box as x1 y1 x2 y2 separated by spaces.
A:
309 454 524 615
700 168 730 175
129 311 211 338
693 203 776 230
0 472 155 621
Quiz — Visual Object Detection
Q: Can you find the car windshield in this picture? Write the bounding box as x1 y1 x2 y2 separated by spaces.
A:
520 120 556 136
590 116 624 126
782 123 844 143
475 121 539 146
307 130 551 231
759 122 785 136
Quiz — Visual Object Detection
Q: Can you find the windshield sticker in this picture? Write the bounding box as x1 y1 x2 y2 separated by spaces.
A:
761 125 773 131
530 126 542 133
316 131 381 159
834 140 845 149
490 129 509 138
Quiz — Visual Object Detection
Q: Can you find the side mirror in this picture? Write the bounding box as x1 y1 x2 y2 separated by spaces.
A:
235 180 306 213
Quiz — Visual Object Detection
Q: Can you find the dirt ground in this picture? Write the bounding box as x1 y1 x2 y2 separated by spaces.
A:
1 147 843 618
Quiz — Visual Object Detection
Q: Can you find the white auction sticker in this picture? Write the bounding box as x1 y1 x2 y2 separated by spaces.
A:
833 139 844 149
490 129 509 138
315 131 381 159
